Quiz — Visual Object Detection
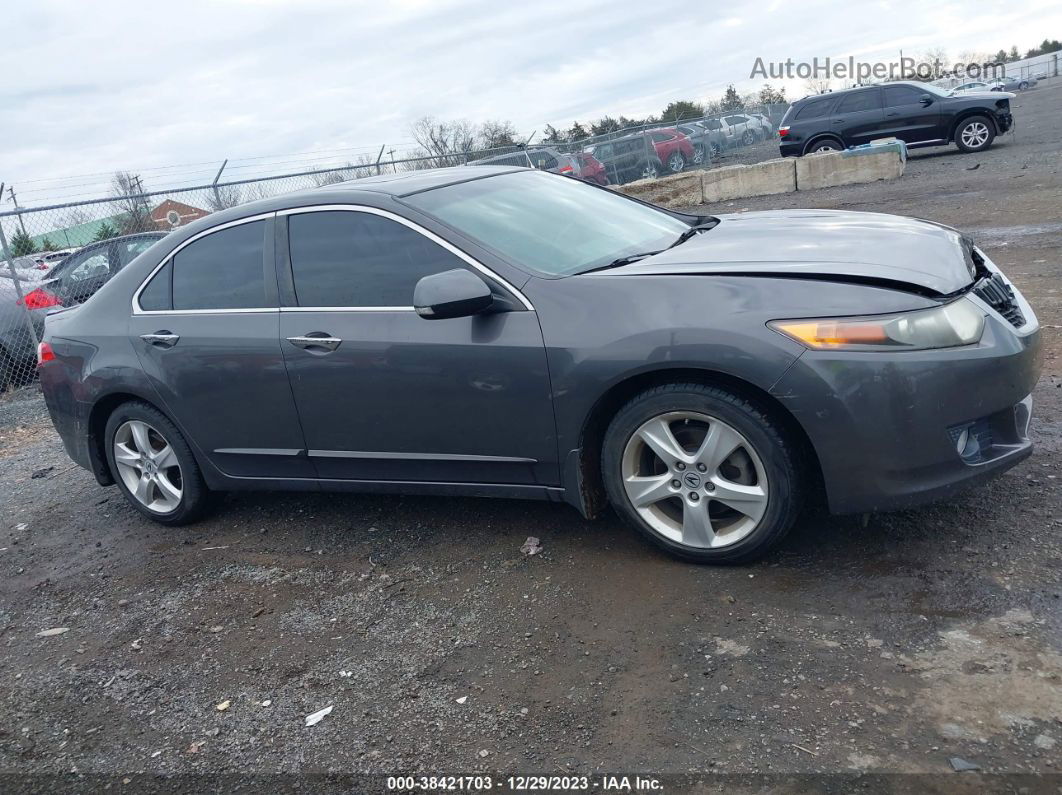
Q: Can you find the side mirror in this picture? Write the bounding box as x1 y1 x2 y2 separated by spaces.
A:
919 95 933 106
414 268 493 320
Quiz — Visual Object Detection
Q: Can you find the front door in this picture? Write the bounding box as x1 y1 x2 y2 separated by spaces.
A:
830 87 885 147
277 207 557 486
881 84 943 143
129 216 314 480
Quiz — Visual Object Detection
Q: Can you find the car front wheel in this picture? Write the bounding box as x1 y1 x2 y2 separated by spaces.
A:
692 144 706 165
956 115 995 152
667 151 686 173
602 383 803 564
105 401 213 525
742 130 754 146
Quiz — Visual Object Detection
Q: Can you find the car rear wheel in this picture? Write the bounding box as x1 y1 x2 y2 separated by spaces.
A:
806 138 842 154
956 116 995 152
105 401 213 525
1018 81 1029 90
602 383 803 564
692 144 706 165
711 141 722 158
742 130 754 146
667 151 686 173
642 159 662 180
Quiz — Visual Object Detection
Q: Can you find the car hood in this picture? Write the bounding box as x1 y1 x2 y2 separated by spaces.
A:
610 210 978 295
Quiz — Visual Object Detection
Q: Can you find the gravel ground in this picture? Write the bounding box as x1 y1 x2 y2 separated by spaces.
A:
1 83 1061 792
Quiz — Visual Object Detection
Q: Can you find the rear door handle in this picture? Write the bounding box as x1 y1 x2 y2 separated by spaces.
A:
140 332 179 348
287 334 342 352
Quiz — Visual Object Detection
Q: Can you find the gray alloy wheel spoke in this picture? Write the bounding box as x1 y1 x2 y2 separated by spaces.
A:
709 477 768 523
695 422 743 473
153 472 182 504
625 473 675 508
637 418 688 467
134 473 153 504
153 444 178 470
621 410 769 550
113 442 141 468
130 421 152 456
681 499 716 547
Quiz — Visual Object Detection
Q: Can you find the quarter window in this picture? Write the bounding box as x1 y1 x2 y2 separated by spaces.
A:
171 220 268 310
287 211 471 308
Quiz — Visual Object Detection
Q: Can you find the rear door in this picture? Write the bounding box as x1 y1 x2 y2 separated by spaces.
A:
129 215 314 480
276 206 557 486
882 84 943 142
830 88 885 146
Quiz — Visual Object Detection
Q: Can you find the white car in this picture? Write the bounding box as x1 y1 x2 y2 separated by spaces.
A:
949 81 1001 95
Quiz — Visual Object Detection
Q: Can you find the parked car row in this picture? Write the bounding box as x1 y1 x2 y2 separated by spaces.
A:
0 233 165 388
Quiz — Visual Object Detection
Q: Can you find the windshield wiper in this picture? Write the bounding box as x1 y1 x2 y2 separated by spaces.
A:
576 251 664 275
669 220 719 249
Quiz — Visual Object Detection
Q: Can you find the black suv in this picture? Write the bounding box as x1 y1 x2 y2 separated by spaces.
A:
587 134 664 185
778 81 1014 157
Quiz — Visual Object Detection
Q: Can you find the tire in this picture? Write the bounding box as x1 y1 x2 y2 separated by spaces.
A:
691 144 706 165
711 141 723 158
0 349 13 392
1018 81 1029 91
667 151 686 173
741 130 754 146
955 115 995 153
804 137 842 155
642 159 662 180
601 383 803 564
104 401 213 525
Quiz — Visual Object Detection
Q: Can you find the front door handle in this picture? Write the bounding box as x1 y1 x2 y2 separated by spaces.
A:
140 332 179 348
287 334 342 352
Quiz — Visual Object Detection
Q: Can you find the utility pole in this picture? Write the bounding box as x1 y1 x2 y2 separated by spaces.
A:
7 186 27 236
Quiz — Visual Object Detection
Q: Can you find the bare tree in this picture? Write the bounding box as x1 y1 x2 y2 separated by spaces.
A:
802 77 833 96
410 116 479 167
478 119 519 149
206 184 242 211
111 171 152 233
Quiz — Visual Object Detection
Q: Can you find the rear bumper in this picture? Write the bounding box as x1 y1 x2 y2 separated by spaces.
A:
778 141 802 157
771 307 1042 515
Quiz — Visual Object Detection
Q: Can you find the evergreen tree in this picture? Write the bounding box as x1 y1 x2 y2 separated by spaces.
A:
9 227 36 256
720 84 745 111
94 222 118 242
40 237 58 252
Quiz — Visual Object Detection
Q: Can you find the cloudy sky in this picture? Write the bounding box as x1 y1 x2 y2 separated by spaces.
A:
3 0 1060 205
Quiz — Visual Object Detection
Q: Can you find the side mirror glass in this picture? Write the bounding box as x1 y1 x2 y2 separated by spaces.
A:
414 269 493 320
919 95 933 106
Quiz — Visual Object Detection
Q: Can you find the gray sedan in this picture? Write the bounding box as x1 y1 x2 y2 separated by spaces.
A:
39 168 1041 563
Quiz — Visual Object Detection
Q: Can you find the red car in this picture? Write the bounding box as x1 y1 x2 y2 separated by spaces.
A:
644 128 695 173
571 152 609 185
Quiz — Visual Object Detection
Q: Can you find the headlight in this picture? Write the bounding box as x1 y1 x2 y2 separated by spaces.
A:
770 299 985 351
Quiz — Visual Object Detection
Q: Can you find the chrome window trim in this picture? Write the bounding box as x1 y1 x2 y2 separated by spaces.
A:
279 204 535 311
131 212 276 315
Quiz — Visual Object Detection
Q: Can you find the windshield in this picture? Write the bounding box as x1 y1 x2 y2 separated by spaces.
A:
404 170 691 276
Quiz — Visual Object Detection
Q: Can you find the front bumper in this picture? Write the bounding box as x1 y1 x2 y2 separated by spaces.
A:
771 292 1041 515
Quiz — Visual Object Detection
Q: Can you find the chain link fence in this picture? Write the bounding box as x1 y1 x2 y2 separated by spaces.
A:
0 101 790 393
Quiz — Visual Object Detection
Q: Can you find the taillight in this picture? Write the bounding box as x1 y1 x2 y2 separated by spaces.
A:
779 126 790 138
37 342 55 366
559 165 574 174
18 287 62 310
35 263 49 270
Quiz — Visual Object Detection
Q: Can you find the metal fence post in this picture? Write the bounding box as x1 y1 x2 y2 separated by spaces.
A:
212 160 228 209
0 219 41 351
375 144 386 175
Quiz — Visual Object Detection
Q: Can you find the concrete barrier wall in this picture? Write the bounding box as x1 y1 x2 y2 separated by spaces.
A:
795 150 906 191
616 148 905 208
702 158 796 203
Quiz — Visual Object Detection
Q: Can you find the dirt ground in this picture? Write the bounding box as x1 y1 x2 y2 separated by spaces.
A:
2 83 1061 792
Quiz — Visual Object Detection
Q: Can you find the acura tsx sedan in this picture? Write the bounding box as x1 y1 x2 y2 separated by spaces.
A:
39 167 1041 563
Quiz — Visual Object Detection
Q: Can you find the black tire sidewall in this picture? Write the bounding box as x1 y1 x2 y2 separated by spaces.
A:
956 116 995 152
601 385 801 564
104 401 210 525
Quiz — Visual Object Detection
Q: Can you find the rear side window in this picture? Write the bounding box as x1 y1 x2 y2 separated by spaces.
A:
138 261 172 311
117 237 160 268
795 98 833 120
171 221 267 310
528 151 558 170
835 90 880 113
287 211 470 308
883 85 926 106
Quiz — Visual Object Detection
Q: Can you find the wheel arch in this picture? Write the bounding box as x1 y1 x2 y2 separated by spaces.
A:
948 109 998 141
801 133 843 155
566 367 824 520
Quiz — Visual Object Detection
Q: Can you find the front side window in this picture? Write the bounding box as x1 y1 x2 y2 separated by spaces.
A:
171 220 267 310
883 85 926 107
287 211 470 307
117 237 161 268
405 170 691 277
69 252 111 282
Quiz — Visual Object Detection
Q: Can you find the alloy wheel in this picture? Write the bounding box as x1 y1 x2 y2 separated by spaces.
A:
692 145 705 165
668 152 685 172
113 420 183 513
961 122 990 149
620 411 769 549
